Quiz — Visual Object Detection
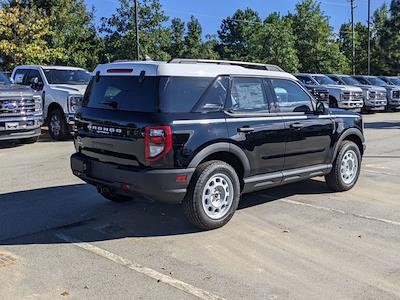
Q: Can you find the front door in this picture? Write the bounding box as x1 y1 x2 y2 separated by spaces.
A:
225 77 286 177
268 78 334 170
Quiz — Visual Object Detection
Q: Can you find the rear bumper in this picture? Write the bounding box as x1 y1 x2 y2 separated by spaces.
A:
71 153 195 204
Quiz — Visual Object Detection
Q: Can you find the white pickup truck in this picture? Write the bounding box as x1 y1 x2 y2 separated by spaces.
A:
11 65 91 140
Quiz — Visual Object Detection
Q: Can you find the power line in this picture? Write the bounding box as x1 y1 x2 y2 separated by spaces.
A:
350 0 356 75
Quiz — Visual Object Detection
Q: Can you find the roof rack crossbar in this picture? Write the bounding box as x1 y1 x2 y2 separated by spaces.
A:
168 59 284 72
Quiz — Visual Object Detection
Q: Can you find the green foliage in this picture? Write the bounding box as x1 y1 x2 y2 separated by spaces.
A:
218 8 263 60
2 0 400 75
289 0 350 74
249 13 299 73
339 22 368 74
0 1 65 70
99 0 171 62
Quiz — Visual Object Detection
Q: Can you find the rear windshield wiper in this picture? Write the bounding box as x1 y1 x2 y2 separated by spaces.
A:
102 100 119 109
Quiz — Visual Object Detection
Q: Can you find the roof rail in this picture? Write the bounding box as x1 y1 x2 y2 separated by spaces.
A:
168 59 285 72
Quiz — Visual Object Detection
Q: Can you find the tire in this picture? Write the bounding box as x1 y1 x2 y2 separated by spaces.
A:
329 96 338 108
97 187 133 203
183 160 240 230
325 141 361 192
48 109 70 141
19 136 40 144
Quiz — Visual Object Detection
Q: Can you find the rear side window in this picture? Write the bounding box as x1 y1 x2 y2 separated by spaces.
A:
193 76 229 112
229 77 269 112
159 77 213 112
83 76 157 112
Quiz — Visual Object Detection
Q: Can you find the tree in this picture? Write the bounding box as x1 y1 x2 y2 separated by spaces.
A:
177 16 218 59
339 22 368 74
99 0 171 62
289 0 349 74
218 8 263 61
0 1 64 70
378 0 400 74
371 3 389 74
169 17 185 58
250 13 299 72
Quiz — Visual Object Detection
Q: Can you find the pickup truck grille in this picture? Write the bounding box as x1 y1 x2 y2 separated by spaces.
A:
342 91 363 101
310 89 329 101
369 91 387 100
0 98 36 118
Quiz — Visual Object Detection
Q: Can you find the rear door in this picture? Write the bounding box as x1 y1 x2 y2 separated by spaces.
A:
268 78 334 170
225 76 285 177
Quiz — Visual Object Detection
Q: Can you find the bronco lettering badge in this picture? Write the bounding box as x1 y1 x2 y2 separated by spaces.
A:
87 124 123 135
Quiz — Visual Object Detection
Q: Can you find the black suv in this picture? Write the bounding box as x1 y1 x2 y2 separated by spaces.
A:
71 59 365 230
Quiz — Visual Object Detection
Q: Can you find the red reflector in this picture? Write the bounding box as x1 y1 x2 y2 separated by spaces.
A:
149 136 164 144
107 68 133 73
176 175 187 182
121 183 130 191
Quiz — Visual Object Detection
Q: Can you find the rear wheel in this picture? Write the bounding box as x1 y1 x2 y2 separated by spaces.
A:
183 160 240 230
48 109 70 140
325 141 361 192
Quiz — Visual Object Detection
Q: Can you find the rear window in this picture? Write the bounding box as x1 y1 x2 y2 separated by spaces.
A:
83 76 157 112
83 75 214 113
159 77 213 112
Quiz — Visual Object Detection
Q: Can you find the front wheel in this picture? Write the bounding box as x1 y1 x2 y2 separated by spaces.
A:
183 160 240 230
325 141 361 192
48 109 70 141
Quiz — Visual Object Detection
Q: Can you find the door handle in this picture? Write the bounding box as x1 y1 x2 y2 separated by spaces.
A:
237 126 255 133
290 122 304 129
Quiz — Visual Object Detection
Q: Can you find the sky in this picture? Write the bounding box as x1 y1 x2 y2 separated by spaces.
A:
86 0 390 36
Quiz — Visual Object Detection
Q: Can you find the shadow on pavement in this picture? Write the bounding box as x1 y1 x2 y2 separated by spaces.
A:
0 179 332 245
364 121 400 129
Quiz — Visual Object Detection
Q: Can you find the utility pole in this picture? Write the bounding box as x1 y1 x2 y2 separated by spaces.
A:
134 0 140 61
367 0 371 75
351 0 356 75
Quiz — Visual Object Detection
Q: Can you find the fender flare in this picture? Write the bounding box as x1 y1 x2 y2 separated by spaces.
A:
332 128 365 162
188 142 251 177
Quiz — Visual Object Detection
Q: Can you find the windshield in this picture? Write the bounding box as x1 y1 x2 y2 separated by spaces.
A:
389 77 400 85
342 76 360 85
312 75 336 85
0 71 11 85
44 69 91 85
367 77 387 86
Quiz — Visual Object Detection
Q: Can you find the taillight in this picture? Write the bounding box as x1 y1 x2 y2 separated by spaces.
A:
145 126 172 162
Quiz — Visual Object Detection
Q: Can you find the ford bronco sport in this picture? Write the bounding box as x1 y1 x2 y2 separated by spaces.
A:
71 59 365 230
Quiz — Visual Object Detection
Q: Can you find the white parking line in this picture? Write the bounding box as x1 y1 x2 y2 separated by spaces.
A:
279 198 400 227
55 233 225 300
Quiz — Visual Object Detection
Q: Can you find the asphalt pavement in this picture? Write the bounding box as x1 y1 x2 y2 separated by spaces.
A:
0 112 399 300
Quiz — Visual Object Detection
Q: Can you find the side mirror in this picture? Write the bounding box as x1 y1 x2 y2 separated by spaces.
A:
30 77 43 90
316 100 329 115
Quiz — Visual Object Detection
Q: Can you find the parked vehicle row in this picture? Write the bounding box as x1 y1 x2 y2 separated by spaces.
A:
295 73 400 112
2 63 399 146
